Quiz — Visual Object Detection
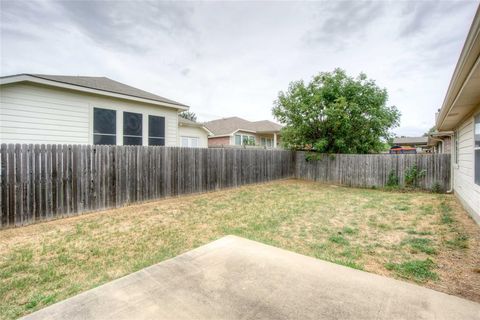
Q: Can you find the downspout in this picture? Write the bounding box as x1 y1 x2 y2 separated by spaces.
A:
428 132 454 193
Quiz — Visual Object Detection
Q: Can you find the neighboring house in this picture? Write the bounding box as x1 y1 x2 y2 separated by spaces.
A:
178 117 211 148
392 137 429 153
0 74 189 146
204 116 282 148
434 6 479 223
427 133 452 154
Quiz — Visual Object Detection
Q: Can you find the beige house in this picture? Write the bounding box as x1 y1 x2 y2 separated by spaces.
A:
435 6 479 223
204 117 282 148
0 74 208 147
178 117 211 148
392 136 429 153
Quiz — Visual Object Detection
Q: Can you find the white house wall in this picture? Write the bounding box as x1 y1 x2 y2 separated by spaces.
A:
0 83 179 146
178 125 208 148
453 105 480 223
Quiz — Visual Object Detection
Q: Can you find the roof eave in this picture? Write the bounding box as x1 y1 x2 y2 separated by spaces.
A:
436 6 480 130
0 74 189 111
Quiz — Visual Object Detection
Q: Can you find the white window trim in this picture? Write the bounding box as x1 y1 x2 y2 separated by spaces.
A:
234 134 256 146
181 136 200 148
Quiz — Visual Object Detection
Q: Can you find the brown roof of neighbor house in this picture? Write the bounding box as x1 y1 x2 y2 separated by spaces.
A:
204 117 282 136
0 73 188 108
392 137 428 145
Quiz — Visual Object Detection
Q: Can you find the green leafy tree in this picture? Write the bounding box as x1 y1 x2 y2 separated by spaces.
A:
423 126 436 137
179 111 197 122
272 69 400 153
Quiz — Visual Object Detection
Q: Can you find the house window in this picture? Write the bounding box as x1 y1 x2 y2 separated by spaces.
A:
235 134 255 146
181 136 199 148
149 115 165 146
475 114 480 185
261 137 273 147
123 112 143 145
93 108 116 145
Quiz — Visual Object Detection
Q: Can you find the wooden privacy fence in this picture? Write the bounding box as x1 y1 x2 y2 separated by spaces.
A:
0 144 295 228
295 152 451 190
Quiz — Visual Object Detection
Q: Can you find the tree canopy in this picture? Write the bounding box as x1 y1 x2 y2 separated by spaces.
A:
179 111 197 122
272 69 400 153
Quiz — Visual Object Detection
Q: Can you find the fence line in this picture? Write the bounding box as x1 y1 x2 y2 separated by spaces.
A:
295 152 451 190
0 144 294 228
0 145 451 229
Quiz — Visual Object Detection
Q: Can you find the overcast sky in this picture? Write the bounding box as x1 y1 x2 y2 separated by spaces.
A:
1 1 479 136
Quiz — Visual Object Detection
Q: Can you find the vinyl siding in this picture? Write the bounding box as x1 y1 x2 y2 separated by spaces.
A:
0 83 179 146
178 125 208 148
453 105 480 223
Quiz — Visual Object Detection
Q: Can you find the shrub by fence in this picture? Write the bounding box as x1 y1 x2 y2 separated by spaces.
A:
295 152 451 191
0 144 295 228
0 145 451 228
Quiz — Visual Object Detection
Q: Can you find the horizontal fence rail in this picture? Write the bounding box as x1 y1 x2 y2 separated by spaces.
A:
295 152 451 191
0 144 295 228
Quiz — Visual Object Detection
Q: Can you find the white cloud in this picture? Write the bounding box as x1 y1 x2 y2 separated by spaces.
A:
1 0 478 136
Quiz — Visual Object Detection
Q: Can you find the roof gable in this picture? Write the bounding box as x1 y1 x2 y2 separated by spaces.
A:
204 117 282 136
0 73 189 109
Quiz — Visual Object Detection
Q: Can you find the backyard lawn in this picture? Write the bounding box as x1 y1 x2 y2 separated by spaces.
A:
1 179 479 319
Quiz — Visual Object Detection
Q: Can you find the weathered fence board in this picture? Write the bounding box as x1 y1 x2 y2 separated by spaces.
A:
295 152 451 191
0 144 295 228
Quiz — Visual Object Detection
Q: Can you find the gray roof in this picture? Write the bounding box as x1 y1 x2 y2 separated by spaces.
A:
2 73 188 107
204 117 282 136
393 136 428 145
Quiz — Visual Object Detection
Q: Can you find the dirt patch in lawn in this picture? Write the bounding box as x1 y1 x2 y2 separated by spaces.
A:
1 179 479 319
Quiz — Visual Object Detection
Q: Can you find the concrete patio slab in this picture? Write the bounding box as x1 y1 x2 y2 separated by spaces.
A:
22 235 480 320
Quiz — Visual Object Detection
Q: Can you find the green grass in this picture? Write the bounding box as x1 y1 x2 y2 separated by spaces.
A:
401 237 437 255
385 259 438 282
0 180 477 319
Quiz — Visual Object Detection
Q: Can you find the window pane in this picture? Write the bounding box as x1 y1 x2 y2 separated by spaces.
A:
94 134 116 145
235 135 241 145
242 136 249 144
124 112 142 136
149 137 165 146
123 136 142 146
249 136 255 144
181 137 189 147
149 115 165 138
191 138 198 147
94 108 116 134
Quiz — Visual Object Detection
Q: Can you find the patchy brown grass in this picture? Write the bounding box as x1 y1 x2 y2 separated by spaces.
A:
1 179 479 319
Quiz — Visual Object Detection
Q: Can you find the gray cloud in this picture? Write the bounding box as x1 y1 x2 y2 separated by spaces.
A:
55 1 195 52
1 1 479 136
305 1 385 47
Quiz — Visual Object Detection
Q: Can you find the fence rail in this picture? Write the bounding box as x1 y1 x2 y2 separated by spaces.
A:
0 144 294 228
0 145 451 229
295 152 451 190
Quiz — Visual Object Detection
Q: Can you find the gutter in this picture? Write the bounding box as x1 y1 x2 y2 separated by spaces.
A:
428 131 454 193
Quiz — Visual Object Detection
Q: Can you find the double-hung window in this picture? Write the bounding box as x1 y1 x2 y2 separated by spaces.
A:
149 115 165 146
93 108 116 145
123 112 143 145
181 136 199 147
474 114 480 185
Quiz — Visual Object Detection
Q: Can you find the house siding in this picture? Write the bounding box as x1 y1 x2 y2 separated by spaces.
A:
0 82 179 146
178 125 208 148
453 105 480 223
